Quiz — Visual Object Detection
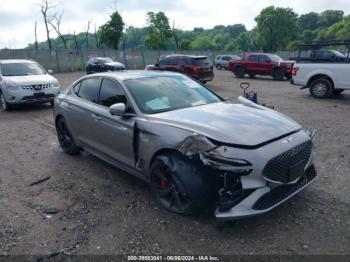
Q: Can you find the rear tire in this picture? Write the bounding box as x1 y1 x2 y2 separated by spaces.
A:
150 152 215 215
272 68 284 81
0 91 11 111
309 78 333 98
55 117 81 155
234 66 245 78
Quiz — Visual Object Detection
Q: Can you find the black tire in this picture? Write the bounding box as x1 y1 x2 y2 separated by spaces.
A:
309 78 333 98
49 101 54 106
55 117 81 155
285 74 292 80
249 74 256 78
272 68 284 81
234 66 245 78
0 91 11 111
216 64 222 70
150 152 215 215
333 89 344 95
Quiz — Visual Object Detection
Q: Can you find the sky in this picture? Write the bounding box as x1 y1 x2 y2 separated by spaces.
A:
0 0 349 49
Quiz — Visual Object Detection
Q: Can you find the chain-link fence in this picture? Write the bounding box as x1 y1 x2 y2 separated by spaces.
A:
0 48 299 73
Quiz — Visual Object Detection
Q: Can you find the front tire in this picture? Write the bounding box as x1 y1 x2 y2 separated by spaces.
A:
309 78 333 98
234 66 245 78
216 64 222 70
0 92 11 111
272 68 284 81
55 117 80 155
150 152 215 215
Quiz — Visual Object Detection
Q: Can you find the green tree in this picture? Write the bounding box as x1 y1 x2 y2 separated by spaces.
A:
319 10 344 28
191 35 215 50
226 24 246 38
236 32 250 51
144 11 172 50
255 6 298 51
297 12 320 33
179 39 191 50
213 32 231 50
98 11 124 49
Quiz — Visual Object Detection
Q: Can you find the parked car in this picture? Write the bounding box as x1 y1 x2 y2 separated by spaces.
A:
290 50 347 63
215 54 241 70
291 41 350 98
228 53 295 80
0 59 60 111
146 54 214 83
54 70 318 220
86 57 125 74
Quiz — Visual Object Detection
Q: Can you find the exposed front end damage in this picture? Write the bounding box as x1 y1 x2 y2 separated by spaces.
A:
175 129 318 220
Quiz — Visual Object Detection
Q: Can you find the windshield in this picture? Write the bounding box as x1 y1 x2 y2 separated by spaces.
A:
97 58 113 63
124 75 221 114
268 54 283 62
1 62 46 76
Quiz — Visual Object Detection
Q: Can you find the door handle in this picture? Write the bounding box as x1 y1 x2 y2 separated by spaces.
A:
92 114 101 120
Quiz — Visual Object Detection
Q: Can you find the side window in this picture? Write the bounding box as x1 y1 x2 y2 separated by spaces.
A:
222 56 230 61
248 55 258 62
99 79 127 107
167 58 178 65
216 56 222 61
159 58 169 66
259 55 269 62
78 78 101 103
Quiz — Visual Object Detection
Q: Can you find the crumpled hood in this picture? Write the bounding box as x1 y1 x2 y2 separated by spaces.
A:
146 101 301 146
3 74 57 85
104 62 125 68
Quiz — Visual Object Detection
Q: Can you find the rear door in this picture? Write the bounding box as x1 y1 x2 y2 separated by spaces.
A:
245 55 259 73
65 77 103 149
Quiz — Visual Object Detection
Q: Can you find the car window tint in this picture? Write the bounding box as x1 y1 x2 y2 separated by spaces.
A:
248 55 258 62
222 56 231 61
99 79 127 107
78 78 101 103
258 55 269 62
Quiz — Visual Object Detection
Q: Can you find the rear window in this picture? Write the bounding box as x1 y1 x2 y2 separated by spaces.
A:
192 57 211 66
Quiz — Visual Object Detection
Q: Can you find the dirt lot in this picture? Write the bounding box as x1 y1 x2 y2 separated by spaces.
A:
0 70 349 256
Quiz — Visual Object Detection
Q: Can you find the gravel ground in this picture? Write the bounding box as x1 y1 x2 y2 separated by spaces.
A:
0 70 349 256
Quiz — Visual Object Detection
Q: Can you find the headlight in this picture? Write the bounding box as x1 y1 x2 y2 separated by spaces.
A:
52 82 59 88
303 127 316 140
5 80 19 90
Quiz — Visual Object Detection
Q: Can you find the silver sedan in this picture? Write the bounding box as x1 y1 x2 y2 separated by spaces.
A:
53 70 318 220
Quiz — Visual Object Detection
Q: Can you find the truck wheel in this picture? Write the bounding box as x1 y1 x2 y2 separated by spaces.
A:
333 89 344 95
150 152 215 215
272 68 284 81
216 64 222 70
234 66 245 78
309 78 333 98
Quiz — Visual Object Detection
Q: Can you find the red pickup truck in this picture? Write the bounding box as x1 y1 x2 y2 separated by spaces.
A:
228 53 295 80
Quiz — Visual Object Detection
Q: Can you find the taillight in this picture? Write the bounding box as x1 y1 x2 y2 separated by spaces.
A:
191 65 198 74
292 66 299 76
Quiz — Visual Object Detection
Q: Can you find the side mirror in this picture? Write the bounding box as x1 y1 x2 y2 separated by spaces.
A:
47 69 53 74
109 103 127 116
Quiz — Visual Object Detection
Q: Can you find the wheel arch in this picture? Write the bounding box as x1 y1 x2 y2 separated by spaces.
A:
307 74 334 89
149 148 182 170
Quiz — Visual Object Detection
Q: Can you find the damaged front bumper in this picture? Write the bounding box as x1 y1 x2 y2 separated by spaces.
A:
176 128 318 220
215 165 318 220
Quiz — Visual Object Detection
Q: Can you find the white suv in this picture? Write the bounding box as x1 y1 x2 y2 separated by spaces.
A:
215 55 241 70
0 59 60 111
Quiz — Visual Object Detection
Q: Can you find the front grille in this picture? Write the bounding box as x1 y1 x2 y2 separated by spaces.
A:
22 94 55 101
253 165 317 210
21 84 51 91
263 141 312 183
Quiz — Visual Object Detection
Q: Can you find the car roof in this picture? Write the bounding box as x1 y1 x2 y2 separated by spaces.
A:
86 70 184 81
246 53 275 56
0 59 36 64
162 54 207 59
